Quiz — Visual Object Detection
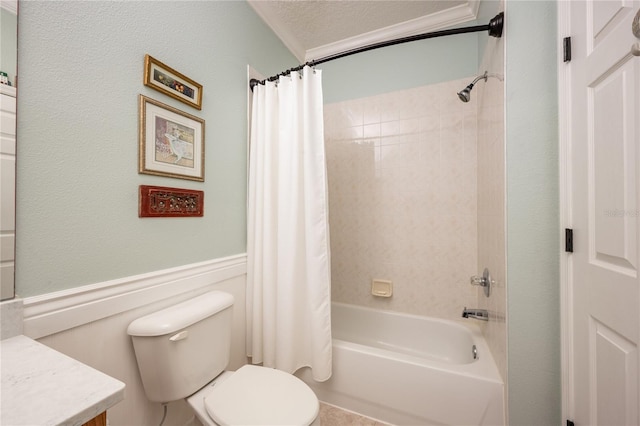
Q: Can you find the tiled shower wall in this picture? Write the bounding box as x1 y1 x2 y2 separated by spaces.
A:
476 34 507 383
324 78 479 321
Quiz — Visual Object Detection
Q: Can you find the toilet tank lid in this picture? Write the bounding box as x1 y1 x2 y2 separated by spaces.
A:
127 291 234 337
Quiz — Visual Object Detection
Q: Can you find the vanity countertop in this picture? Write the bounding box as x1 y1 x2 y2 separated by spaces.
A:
1 335 125 425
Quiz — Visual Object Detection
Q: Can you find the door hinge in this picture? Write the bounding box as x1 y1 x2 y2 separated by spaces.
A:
565 228 574 253
563 37 572 62
567 420 575 426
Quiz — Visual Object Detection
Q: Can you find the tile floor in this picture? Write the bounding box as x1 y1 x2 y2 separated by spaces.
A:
318 402 392 425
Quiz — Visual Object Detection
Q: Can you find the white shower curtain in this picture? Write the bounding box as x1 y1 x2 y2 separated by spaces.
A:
246 66 332 382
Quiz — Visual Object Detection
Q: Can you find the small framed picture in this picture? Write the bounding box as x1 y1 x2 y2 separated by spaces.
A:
139 95 205 182
143 54 203 110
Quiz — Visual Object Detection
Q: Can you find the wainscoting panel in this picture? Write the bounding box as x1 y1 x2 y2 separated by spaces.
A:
23 254 246 339
27 255 247 426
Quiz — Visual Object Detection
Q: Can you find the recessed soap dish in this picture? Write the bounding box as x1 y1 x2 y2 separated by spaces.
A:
371 279 393 297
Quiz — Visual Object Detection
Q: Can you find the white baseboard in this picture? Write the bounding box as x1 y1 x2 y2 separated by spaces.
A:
23 254 247 339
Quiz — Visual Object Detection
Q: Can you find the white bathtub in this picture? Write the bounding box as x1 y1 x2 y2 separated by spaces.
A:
296 303 504 425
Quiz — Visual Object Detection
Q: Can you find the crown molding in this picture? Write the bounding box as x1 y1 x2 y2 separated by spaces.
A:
0 0 17 14
247 0 307 62
305 1 480 62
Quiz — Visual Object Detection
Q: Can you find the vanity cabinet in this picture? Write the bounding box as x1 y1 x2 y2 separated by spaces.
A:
83 411 107 426
0 335 125 425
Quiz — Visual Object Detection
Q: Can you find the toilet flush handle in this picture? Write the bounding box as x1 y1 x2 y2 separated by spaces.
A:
169 330 189 342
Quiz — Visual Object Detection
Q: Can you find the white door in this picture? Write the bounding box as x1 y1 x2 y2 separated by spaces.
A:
566 1 640 424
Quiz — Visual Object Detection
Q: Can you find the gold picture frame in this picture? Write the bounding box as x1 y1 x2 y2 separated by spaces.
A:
139 95 205 182
143 54 203 110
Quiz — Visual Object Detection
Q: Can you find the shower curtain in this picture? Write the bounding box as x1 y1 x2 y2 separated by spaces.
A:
246 66 332 382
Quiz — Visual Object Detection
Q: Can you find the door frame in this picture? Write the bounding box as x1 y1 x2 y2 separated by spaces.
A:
558 1 573 423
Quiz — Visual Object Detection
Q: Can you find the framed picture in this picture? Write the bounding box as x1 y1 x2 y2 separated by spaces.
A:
139 95 205 182
143 54 203 110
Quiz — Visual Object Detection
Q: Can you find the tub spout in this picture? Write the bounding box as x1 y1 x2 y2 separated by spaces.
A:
462 307 489 321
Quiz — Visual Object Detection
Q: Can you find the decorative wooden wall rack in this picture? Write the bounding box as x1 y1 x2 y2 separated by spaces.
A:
138 185 203 217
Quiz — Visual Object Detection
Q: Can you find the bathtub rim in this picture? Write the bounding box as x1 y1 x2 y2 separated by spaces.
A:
330 301 504 384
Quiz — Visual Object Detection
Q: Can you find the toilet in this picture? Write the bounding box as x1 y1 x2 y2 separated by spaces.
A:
127 291 320 426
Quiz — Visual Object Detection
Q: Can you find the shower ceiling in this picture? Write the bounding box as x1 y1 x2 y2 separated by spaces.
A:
248 0 477 62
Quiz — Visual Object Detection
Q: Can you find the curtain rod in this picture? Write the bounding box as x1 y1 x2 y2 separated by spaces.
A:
250 12 504 91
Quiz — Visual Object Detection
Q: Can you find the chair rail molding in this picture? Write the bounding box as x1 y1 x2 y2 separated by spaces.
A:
23 254 247 339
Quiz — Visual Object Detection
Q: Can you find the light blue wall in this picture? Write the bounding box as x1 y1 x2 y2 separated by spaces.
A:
476 0 501 67
320 32 479 103
16 1 295 297
505 1 560 424
0 8 17 85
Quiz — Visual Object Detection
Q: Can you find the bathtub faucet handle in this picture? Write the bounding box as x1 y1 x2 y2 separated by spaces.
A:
469 267 492 297
470 275 488 286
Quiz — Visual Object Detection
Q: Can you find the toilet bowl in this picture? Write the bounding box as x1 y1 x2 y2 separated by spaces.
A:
187 365 319 426
127 291 319 426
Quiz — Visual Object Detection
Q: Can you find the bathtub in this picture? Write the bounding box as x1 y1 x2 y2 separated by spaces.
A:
296 303 504 425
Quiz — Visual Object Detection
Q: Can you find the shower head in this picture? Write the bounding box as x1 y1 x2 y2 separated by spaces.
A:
457 85 473 103
457 71 488 103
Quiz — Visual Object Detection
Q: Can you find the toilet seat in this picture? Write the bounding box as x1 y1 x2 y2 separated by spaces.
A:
204 365 319 426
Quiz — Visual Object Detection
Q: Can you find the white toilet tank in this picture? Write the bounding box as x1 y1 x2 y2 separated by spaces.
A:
127 291 235 403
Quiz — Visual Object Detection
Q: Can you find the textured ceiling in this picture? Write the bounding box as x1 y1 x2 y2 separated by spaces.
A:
266 1 465 48
248 0 473 61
